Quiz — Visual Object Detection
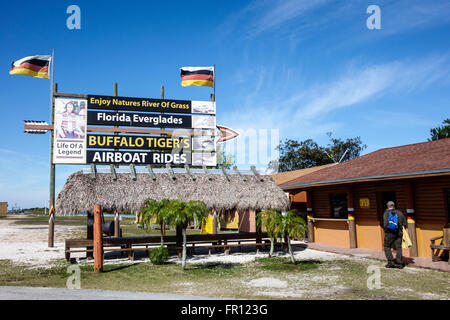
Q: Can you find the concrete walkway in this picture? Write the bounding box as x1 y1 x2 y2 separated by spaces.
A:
305 242 450 272
0 286 218 300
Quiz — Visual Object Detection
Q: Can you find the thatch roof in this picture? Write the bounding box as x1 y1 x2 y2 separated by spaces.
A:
56 170 290 215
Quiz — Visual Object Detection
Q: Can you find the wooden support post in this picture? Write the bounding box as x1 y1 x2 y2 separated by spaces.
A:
114 210 120 237
224 239 230 255
113 82 119 169
86 211 93 259
48 82 57 248
166 163 175 180
90 163 96 179
110 164 117 180
203 165 212 180
250 165 264 181
176 225 182 257
212 210 218 234
221 166 230 181
48 206 55 248
130 164 136 180
184 164 196 180
127 244 134 261
233 166 246 181
93 204 103 273
405 182 418 257
444 226 450 247
347 186 357 249
146 164 156 180
306 189 315 242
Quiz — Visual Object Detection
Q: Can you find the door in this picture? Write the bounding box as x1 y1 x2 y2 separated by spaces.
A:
377 191 397 222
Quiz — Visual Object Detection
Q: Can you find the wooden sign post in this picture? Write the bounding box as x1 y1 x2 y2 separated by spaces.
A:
347 186 357 249
48 205 55 247
93 204 103 273
114 210 120 237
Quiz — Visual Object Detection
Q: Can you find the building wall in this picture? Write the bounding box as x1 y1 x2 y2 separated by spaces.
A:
302 176 449 257
0 202 7 215
355 219 383 251
313 220 349 247
238 209 256 233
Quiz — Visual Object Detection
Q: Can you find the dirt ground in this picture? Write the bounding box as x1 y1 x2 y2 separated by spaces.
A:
0 215 448 300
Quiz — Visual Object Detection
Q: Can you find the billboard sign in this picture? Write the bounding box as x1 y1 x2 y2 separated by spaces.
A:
52 95 218 166
53 98 87 164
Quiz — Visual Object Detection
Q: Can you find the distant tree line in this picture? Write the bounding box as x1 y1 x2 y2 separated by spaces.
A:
269 132 367 172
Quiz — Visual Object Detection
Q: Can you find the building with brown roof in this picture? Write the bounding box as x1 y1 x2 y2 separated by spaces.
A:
0 202 7 215
271 164 334 213
279 138 450 259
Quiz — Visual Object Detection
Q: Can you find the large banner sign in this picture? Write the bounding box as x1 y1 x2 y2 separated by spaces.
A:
87 111 216 129
87 95 216 115
52 95 217 166
53 98 87 164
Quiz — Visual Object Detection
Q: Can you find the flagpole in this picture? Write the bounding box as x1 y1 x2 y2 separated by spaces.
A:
48 49 55 248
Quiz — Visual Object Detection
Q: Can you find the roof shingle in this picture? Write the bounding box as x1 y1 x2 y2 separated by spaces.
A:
280 138 450 188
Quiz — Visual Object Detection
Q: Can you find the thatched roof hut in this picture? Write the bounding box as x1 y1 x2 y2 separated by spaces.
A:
56 169 290 215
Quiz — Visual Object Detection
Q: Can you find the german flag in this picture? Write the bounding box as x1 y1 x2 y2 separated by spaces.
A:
181 66 214 87
9 55 51 79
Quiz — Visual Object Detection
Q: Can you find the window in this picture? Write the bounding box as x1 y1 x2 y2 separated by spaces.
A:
330 193 348 219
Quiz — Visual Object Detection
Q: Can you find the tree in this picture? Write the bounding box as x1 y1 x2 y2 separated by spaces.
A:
138 199 170 245
280 210 307 263
256 210 283 257
270 133 366 172
164 199 209 270
216 143 235 169
326 132 367 163
257 209 307 263
273 139 331 172
429 119 450 141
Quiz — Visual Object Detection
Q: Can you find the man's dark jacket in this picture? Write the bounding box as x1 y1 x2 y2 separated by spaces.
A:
383 209 407 236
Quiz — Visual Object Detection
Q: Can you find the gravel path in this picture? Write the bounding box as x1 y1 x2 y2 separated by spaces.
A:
0 286 217 300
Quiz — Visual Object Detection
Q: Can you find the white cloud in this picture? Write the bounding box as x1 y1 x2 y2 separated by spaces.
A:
221 54 450 150
219 0 450 42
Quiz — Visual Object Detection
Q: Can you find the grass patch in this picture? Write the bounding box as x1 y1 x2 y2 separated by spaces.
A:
255 257 321 272
11 215 86 226
0 257 449 300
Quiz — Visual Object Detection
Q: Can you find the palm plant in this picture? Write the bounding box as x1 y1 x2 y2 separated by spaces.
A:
257 209 283 257
164 199 209 270
257 209 307 263
138 198 170 245
281 210 307 263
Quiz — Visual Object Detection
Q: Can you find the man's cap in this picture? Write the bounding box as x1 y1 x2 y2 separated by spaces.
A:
387 201 395 207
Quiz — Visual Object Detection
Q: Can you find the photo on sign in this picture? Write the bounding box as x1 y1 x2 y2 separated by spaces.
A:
192 115 216 129
191 101 215 114
192 153 216 166
55 99 86 139
192 136 216 151
53 98 87 164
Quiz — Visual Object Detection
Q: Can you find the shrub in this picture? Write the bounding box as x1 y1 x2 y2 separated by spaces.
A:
149 246 169 265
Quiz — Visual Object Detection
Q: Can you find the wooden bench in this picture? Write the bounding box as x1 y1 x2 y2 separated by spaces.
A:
65 233 288 261
65 236 176 261
430 235 450 263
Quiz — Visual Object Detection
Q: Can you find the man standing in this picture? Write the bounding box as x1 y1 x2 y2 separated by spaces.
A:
383 201 407 268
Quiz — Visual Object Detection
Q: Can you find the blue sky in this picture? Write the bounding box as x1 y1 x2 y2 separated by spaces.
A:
0 0 449 208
